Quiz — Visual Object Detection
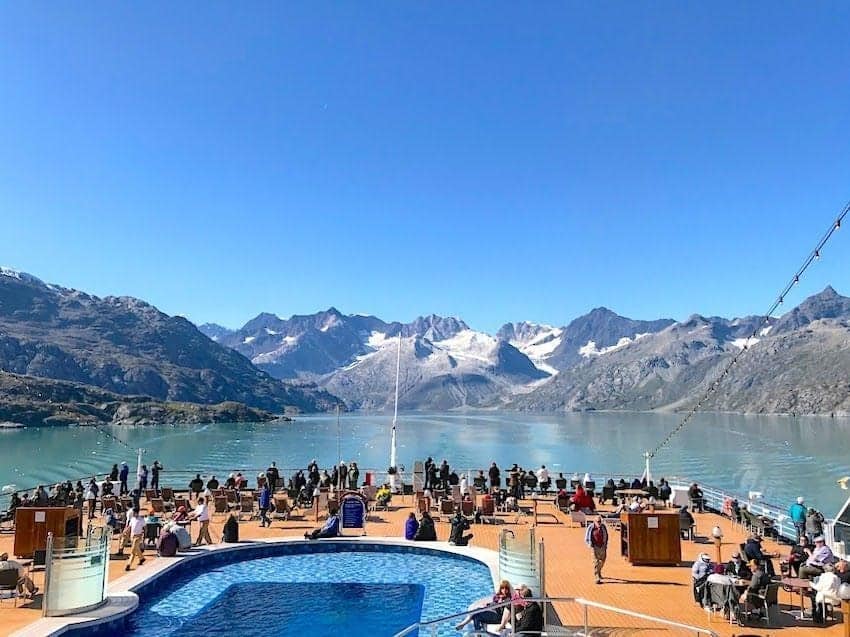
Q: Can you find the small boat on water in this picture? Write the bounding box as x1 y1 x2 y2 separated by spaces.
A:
0 421 25 429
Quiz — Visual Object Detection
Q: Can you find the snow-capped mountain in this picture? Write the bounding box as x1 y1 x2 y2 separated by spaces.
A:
325 331 547 410
496 322 563 375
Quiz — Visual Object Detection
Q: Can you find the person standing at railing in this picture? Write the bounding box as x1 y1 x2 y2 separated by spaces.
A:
348 462 359 489
789 496 807 540
585 515 609 585
266 462 280 491
119 462 129 495
150 461 162 494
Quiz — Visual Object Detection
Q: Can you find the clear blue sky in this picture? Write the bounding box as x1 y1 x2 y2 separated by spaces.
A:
2 3 849 333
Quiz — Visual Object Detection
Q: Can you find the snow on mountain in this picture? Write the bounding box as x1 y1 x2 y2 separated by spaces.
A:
578 333 651 357
497 322 564 374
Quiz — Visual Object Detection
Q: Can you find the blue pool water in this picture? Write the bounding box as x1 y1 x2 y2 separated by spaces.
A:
119 543 494 637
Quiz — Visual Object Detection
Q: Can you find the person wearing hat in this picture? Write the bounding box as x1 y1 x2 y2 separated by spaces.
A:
725 550 752 579
789 496 807 540
691 553 712 604
744 533 777 576
799 535 835 580
0 552 38 598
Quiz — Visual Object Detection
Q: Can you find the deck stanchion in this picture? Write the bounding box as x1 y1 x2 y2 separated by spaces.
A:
583 604 589 635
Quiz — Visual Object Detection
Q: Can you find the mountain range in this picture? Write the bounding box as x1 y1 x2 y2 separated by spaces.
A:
0 267 337 421
200 286 850 415
2 265 849 422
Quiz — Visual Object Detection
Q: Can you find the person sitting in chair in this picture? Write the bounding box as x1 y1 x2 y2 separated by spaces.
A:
413 511 437 541
304 507 340 540
744 534 778 577
738 559 770 615
692 553 712 604
787 535 812 577
726 551 752 579
376 484 392 507
449 510 473 546
0 552 38 599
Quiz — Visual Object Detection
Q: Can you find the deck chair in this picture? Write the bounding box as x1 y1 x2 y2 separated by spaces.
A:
272 494 292 520
225 490 238 508
600 485 616 505
569 510 588 527
213 495 229 515
144 489 157 502
0 569 20 607
101 496 117 515
174 497 190 513
417 496 430 514
119 496 133 512
161 487 174 504
479 496 497 524
239 494 255 521
440 499 455 515
679 516 696 540
149 498 166 516
738 584 779 627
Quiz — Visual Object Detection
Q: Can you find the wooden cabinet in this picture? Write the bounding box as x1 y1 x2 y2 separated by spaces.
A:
13 507 81 558
619 510 681 566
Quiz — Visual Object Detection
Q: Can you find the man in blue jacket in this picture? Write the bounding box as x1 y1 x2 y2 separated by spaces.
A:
789 496 807 540
304 507 340 540
585 516 609 584
258 483 271 527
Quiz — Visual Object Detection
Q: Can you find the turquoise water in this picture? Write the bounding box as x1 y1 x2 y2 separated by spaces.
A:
120 544 493 636
1 411 848 515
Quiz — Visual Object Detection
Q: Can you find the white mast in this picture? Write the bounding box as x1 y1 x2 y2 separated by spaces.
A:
389 333 402 492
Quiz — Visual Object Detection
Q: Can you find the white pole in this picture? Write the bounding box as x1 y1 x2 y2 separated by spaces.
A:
644 451 652 485
137 447 144 490
389 333 402 492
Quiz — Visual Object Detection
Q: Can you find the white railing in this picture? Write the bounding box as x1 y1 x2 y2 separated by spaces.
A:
392 595 719 637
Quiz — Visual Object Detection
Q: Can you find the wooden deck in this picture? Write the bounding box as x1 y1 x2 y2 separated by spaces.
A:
1 496 845 636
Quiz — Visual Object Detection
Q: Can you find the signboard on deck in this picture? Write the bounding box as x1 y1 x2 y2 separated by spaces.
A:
341 495 366 536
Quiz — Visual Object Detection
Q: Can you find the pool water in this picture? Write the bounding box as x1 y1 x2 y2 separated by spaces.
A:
180 583 425 636
120 544 494 636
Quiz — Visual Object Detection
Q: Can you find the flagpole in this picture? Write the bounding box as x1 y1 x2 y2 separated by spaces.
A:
389 333 401 492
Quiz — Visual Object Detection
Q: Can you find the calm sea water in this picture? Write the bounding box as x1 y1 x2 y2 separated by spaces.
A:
1 411 848 516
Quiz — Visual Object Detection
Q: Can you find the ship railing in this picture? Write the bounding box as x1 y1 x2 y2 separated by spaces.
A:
665 475 806 542
392 595 719 637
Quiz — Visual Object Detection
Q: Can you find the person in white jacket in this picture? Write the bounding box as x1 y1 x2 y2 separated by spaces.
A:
812 563 841 605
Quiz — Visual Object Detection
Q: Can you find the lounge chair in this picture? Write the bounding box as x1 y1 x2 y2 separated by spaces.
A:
0 569 20 607
600 485 616 505
272 494 293 520
173 497 190 513
239 494 255 521
144 489 157 502
149 498 166 516
213 495 229 515
160 487 174 504
737 584 779 626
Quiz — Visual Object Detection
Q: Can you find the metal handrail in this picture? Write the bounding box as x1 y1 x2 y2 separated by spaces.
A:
3 466 833 542
392 595 719 637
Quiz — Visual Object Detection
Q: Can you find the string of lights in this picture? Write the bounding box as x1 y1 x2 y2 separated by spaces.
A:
648 201 849 459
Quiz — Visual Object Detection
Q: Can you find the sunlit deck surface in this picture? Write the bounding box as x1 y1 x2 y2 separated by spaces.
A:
0 495 845 636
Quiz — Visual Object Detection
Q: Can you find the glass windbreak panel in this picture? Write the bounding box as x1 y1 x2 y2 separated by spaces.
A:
44 542 109 616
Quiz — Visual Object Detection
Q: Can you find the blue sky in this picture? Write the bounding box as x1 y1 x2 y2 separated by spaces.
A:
2 3 849 333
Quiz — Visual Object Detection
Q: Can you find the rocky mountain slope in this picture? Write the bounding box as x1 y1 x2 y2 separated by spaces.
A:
514 287 850 416
0 268 337 413
0 371 276 426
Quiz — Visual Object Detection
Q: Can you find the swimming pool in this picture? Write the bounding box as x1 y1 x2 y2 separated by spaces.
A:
116 542 494 637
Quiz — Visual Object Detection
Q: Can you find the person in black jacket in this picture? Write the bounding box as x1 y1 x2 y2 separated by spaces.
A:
439 460 450 491
489 462 501 489
514 586 544 636
449 511 473 546
413 511 437 541
424 457 434 490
